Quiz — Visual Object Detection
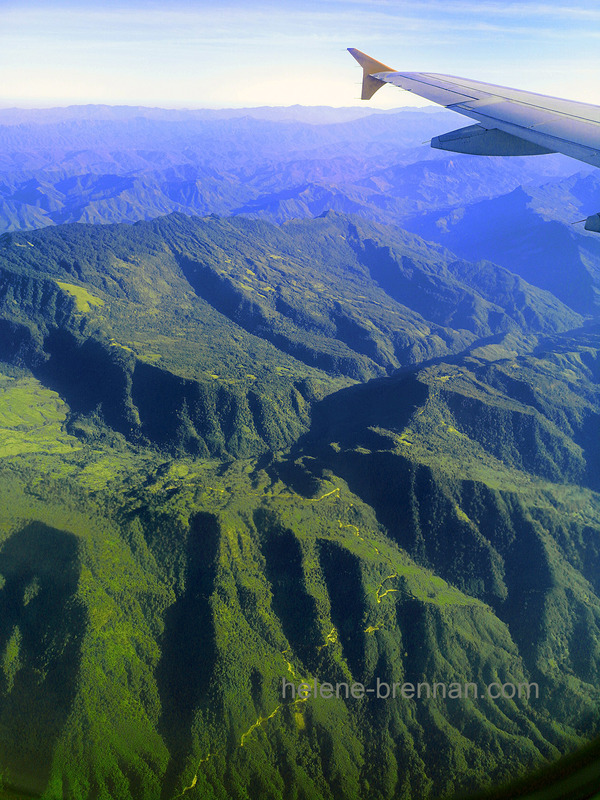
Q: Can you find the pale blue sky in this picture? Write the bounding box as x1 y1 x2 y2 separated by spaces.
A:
1 1 599 108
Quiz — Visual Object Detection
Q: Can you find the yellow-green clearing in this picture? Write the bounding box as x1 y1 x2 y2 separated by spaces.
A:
0 374 80 457
56 281 104 312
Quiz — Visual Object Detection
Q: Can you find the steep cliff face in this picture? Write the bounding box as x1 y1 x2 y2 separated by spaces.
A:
0 266 77 331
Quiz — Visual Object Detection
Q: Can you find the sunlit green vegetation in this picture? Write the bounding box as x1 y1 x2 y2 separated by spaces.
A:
0 213 598 799
55 282 104 313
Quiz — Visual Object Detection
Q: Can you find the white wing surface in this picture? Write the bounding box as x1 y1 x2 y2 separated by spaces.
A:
348 48 600 169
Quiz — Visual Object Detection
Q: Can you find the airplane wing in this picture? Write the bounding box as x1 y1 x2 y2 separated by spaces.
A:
348 48 600 167
348 48 600 230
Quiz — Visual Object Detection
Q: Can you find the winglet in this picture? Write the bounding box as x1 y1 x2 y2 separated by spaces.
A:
348 48 395 100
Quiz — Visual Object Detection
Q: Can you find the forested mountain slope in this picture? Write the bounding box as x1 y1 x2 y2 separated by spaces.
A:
0 212 598 800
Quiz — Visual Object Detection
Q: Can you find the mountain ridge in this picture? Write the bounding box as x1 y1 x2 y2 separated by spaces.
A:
0 212 583 457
